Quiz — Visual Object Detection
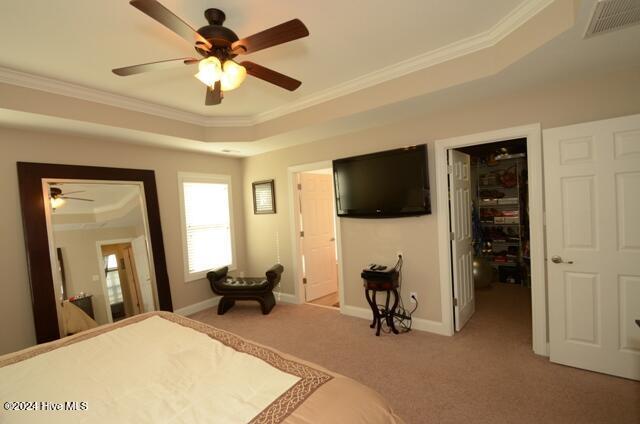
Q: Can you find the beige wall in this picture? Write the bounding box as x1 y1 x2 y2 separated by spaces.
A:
54 226 141 325
241 68 640 323
0 131 246 355
1 67 639 355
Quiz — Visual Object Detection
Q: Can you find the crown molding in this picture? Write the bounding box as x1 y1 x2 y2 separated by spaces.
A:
0 0 553 129
0 66 252 127
252 0 555 124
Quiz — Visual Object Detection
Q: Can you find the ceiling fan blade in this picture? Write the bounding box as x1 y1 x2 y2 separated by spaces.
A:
130 0 211 51
60 197 94 202
242 61 302 91
113 57 199 76
58 190 85 196
232 19 309 55
205 81 222 105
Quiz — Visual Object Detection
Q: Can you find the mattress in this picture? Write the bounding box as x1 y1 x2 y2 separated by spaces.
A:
0 311 404 424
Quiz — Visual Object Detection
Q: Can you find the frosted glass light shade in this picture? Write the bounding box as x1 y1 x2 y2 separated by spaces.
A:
195 57 222 87
220 60 247 91
50 197 65 209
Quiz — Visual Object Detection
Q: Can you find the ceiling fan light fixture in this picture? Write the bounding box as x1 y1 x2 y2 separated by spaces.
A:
195 57 222 87
220 60 247 91
50 197 65 210
115 4 309 104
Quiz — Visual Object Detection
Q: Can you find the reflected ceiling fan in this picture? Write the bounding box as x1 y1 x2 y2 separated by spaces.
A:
49 187 94 210
112 0 310 105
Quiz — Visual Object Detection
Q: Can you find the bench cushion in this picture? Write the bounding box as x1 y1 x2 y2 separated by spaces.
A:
219 277 270 291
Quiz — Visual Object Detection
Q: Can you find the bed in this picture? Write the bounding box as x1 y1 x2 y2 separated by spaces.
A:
0 311 403 423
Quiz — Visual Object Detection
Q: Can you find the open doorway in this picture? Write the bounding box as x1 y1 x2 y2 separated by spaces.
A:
293 168 340 309
450 138 532 336
98 238 156 322
436 125 546 355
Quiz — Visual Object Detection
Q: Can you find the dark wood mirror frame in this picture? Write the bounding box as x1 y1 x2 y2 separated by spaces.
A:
17 162 173 344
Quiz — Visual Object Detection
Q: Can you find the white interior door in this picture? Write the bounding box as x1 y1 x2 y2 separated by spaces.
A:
449 149 475 331
544 114 640 380
131 236 155 312
299 172 338 302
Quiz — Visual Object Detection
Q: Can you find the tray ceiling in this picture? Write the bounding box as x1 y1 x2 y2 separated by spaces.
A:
0 0 526 118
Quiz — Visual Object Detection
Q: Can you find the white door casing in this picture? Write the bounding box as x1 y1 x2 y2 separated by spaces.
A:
449 149 475 331
299 173 338 302
544 114 640 380
131 235 156 312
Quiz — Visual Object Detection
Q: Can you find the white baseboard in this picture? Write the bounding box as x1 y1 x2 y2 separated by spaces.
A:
275 292 300 304
341 305 372 320
174 296 449 335
174 296 220 316
341 305 450 336
174 292 298 316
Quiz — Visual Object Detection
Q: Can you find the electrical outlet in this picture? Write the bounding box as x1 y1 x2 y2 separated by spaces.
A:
409 292 417 303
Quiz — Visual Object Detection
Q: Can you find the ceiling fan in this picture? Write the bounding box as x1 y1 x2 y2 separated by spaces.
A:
49 187 94 210
112 0 310 105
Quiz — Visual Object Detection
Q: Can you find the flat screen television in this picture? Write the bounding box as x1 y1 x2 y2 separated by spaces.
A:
333 145 431 218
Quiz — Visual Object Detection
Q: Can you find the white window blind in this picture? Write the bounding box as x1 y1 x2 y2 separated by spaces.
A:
104 254 123 305
182 180 233 277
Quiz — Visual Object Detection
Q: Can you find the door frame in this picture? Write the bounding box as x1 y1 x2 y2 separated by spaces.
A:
96 238 135 324
435 124 548 356
287 161 344 310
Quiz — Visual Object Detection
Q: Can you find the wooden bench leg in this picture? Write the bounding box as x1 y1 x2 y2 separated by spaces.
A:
259 292 276 315
217 297 235 315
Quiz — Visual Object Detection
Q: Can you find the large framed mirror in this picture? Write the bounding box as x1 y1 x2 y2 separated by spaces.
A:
17 162 172 344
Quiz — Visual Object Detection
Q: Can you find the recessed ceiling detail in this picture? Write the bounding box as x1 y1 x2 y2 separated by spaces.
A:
0 0 553 127
5 0 636 158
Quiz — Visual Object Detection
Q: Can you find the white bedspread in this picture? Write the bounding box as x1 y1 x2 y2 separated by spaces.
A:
0 316 300 423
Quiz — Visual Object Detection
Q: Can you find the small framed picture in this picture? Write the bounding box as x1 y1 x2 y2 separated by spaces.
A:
252 179 276 214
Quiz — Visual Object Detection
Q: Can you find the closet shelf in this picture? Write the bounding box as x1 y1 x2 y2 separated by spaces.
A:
472 149 530 287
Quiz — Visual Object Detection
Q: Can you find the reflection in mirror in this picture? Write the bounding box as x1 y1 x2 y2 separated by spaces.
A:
48 182 158 336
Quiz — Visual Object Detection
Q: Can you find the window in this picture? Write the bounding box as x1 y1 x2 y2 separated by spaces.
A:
178 173 235 281
104 254 124 304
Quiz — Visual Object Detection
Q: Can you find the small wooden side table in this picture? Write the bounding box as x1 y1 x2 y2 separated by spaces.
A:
362 271 400 336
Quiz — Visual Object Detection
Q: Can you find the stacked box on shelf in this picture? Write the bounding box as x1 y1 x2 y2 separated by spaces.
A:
475 155 528 285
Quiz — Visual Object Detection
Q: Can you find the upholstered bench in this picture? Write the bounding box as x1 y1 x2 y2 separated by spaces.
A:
206 264 284 315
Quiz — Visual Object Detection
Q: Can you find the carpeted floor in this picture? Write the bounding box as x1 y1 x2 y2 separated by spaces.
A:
190 284 640 423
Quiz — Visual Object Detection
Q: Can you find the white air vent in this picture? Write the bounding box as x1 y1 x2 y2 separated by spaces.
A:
584 0 640 38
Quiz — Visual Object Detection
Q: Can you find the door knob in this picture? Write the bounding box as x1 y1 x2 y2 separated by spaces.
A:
330 237 335 242
551 255 573 264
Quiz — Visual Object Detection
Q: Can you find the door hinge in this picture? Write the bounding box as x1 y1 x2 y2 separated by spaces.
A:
449 231 455 240
302 277 307 285
300 230 304 237
297 183 302 190
453 298 458 307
